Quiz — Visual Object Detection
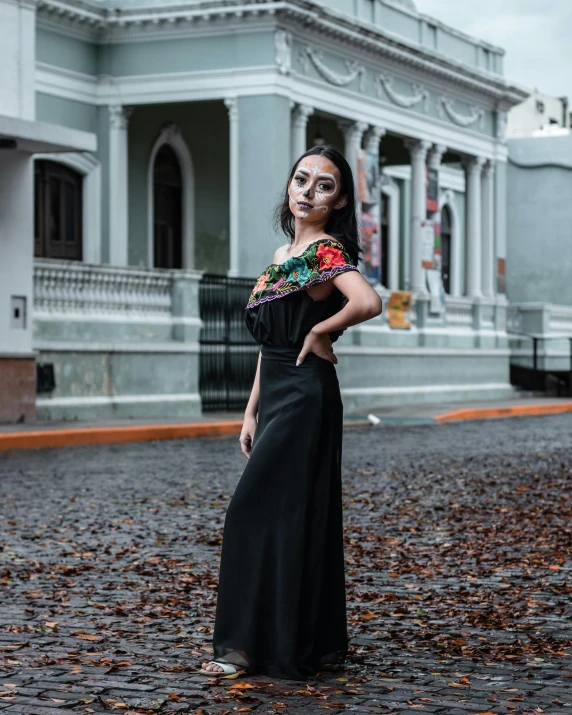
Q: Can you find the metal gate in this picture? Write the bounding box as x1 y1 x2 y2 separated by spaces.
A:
199 274 259 412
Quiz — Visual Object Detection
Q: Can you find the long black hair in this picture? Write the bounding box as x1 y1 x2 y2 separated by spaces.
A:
273 145 362 266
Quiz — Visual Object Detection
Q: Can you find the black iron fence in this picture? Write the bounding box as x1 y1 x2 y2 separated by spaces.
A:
508 331 572 396
199 274 259 412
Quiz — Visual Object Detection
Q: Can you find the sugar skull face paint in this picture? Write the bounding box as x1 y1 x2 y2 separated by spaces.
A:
288 155 348 222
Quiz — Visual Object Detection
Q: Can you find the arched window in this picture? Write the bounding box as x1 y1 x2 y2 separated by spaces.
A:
153 143 182 269
34 160 83 260
440 205 452 294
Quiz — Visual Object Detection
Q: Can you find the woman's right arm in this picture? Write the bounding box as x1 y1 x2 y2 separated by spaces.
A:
239 350 261 459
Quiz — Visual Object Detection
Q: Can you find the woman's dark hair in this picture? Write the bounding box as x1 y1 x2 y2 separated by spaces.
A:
273 145 362 266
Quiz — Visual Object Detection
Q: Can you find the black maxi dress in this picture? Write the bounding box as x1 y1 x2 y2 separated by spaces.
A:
212 237 359 680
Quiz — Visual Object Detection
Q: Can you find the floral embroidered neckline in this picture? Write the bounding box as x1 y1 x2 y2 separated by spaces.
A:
246 237 358 309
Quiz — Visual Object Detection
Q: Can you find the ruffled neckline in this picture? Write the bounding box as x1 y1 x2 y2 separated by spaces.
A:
246 237 358 310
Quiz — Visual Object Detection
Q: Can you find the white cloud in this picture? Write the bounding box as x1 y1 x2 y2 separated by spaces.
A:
414 0 572 101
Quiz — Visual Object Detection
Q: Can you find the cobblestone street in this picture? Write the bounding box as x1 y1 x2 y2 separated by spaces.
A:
1 415 572 714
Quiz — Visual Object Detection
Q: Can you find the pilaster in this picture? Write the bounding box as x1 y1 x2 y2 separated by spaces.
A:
108 104 132 266
291 104 313 165
224 97 240 277
463 156 485 299
481 161 495 298
404 138 431 294
338 119 368 184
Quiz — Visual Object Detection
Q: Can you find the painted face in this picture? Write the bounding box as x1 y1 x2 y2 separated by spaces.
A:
288 155 348 222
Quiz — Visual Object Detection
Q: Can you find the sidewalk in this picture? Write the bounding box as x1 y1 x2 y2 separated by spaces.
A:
1 396 572 451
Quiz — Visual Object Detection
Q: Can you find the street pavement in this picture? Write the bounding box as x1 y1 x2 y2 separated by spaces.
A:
1 414 572 714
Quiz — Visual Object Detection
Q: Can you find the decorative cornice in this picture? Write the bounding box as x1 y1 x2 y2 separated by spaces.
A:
35 0 528 108
495 108 508 144
376 72 428 111
437 97 485 129
299 46 365 92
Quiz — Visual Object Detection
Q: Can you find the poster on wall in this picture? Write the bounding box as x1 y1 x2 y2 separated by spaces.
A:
432 221 442 272
357 150 379 204
388 290 412 329
497 257 506 294
361 211 380 285
426 269 445 315
426 167 439 213
421 220 435 269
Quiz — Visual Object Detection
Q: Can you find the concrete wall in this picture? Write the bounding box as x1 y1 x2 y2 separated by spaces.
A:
36 27 98 75
0 152 34 356
0 0 35 119
34 265 203 421
35 93 98 134
99 31 275 76
0 152 36 421
507 135 572 305
237 94 292 276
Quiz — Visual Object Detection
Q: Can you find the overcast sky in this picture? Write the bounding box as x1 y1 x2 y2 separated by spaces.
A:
414 0 572 101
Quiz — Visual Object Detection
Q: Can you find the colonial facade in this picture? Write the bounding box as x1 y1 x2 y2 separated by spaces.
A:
2 0 534 421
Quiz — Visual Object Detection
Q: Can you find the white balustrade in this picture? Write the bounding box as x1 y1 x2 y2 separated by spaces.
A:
548 305 572 334
444 296 473 328
34 259 178 318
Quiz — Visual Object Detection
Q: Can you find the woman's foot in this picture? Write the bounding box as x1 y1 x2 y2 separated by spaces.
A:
200 651 250 675
201 660 226 674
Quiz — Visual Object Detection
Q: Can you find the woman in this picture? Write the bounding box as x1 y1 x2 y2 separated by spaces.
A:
200 146 382 680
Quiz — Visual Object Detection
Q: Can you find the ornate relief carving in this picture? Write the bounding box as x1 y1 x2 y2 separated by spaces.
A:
274 30 292 76
437 97 485 129
299 47 365 92
376 73 428 111
495 109 508 143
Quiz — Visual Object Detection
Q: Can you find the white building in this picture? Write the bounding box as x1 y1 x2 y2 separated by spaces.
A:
1 0 533 422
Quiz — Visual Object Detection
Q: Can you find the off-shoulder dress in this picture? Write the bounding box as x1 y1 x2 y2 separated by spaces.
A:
211 237 359 680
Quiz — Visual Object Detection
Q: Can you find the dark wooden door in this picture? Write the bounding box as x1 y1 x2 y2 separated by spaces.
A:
441 205 452 294
153 144 182 269
34 161 83 261
381 193 389 288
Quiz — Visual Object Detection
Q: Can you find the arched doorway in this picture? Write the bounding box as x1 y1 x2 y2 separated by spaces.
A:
440 204 452 294
34 160 83 261
153 143 183 269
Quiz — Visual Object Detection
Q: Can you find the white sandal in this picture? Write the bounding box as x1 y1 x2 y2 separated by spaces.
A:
199 660 243 677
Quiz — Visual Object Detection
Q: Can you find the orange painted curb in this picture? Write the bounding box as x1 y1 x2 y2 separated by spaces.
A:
0 421 244 452
436 402 572 423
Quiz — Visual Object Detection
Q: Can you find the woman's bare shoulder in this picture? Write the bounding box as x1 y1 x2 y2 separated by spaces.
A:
272 243 291 265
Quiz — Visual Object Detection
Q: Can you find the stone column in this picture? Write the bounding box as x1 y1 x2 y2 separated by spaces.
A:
481 161 495 298
364 126 386 285
291 104 313 165
224 97 239 278
463 156 485 298
108 105 132 266
404 139 431 294
338 120 368 184
427 144 446 221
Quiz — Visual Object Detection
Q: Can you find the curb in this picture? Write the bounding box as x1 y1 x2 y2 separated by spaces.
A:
1 403 572 451
436 401 572 423
0 421 244 452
